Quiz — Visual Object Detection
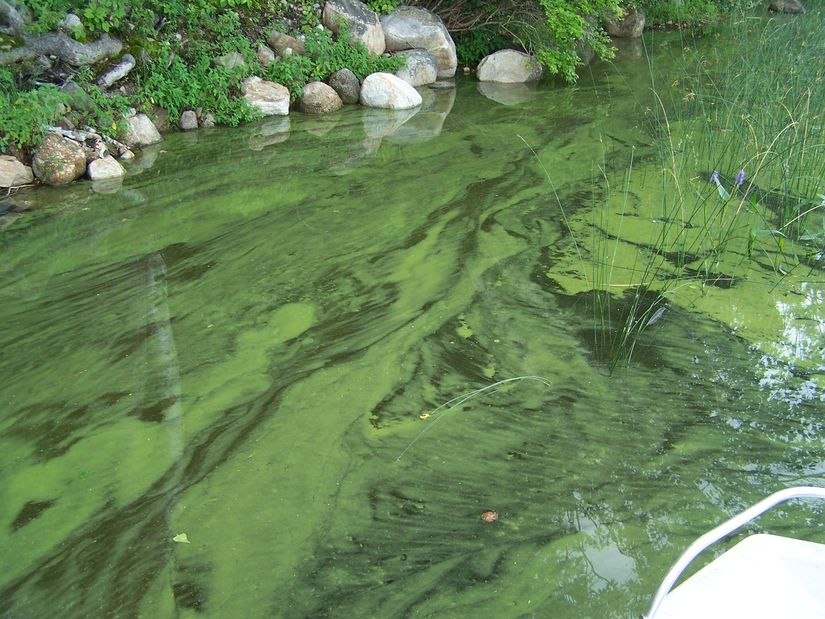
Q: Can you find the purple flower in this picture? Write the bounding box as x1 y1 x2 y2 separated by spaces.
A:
735 170 746 186
711 170 721 186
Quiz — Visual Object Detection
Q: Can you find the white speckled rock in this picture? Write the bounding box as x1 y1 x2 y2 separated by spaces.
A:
179 110 198 130
477 49 543 83
31 134 86 185
360 73 422 110
122 113 162 148
242 76 290 116
88 155 125 180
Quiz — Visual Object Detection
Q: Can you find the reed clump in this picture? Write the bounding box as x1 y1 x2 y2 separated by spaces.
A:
550 9 825 369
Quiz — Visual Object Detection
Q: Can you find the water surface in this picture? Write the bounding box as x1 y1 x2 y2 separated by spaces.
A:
1 31 823 618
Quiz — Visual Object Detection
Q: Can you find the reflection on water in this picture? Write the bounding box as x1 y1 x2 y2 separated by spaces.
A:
1 34 823 619
477 81 536 106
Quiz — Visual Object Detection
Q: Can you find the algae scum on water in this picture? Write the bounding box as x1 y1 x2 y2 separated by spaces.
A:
1 21 824 619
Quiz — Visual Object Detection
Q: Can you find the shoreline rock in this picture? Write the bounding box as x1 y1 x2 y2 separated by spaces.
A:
87 155 125 180
360 72 423 110
300 81 344 114
0 32 122 67
122 114 162 149
604 8 646 38
323 0 385 55
31 134 86 185
0 155 34 187
394 49 438 87
381 7 457 79
477 49 543 83
329 68 360 104
242 76 290 116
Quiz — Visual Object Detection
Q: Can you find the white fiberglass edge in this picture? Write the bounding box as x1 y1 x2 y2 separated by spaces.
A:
645 486 825 619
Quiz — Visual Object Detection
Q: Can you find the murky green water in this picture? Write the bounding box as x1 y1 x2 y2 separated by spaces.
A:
2 33 823 619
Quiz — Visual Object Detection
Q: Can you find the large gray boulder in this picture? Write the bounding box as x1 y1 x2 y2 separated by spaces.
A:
87 155 125 180
329 68 360 104
381 7 456 78
0 155 33 187
0 0 30 34
394 49 437 87
0 32 122 66
179 110 198 130
300 81 343 114
32 134 86 185
122 113 162 148
769 0 805 12
323 0 385 55
360 72 422 109
242 76 290 116
477 49 543 83
604 8 645 38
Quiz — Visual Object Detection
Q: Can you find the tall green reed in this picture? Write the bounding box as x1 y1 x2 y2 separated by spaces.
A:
551 8 825 369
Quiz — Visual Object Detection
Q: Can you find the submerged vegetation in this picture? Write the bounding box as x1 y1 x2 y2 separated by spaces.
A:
546 7 825 369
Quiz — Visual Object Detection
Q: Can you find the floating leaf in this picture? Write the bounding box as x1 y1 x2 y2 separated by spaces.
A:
172 533 190 544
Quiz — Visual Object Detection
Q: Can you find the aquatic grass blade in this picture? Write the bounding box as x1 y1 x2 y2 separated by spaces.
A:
395 376 552 461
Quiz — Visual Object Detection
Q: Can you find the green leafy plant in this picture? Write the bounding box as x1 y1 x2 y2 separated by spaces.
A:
264 27 404 98
454 27 508 67
0 68 67 151
135 41 259 127
73 83 132 137
263 54 315 98
533 0 620 82
365 0 402 15
412 0 621 82
81 0 126 33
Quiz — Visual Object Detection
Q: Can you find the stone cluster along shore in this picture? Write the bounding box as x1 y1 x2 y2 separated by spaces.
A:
0 0 568 193
0 0 806 194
